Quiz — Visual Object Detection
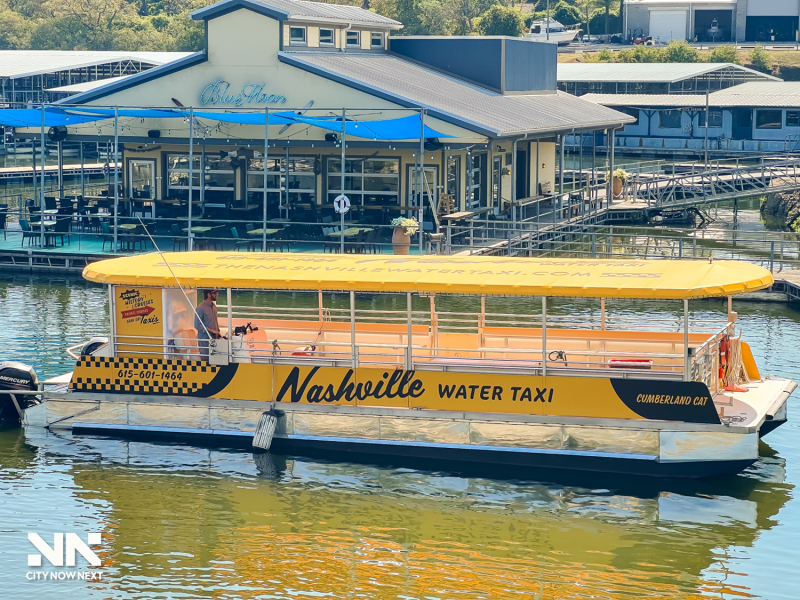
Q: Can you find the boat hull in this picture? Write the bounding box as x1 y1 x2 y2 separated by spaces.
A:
24 391 769 479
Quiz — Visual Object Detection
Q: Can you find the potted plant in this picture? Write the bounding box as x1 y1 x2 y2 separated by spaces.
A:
389 217 418 255
610 168 629 199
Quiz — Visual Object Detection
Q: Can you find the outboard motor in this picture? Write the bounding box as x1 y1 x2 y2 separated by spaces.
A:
81 336 110 357
0 361 39 423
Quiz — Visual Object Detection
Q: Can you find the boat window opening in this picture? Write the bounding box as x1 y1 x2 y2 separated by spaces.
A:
346 31 360 47
371 32 383 47
289 26 306 45
787 111 800 127
319 28 334 46
756 110 782 129
659 110 683 129
619 107 640 126
105 290 733 388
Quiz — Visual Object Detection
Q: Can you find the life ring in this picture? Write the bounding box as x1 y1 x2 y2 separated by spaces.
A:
333 194 350 215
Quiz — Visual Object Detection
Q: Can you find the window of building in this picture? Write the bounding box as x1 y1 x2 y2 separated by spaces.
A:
756 110 783 129
327 157 399 206
659 110 682 129
446 156 460 200
699 108 723 128
346 31 360 47
371 32 383 47
246 156 316 214
319 28 334 46
787 111 800 127
289 26 306 45
167 153 235 203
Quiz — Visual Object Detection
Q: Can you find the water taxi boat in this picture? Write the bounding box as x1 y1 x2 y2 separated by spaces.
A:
10 253 795 478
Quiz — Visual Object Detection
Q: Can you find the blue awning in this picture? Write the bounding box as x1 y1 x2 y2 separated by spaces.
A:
0 108 104 128
0 107 455 140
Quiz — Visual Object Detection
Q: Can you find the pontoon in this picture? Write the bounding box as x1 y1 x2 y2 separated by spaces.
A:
8 253 795 478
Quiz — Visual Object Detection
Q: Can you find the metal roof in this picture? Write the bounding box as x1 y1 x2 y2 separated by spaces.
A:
708 82 800 107
47 76 132 94
557 62 778 84
584 84 800 109
281 52 633 137
0 51 191 80
192 0 402 27
582 94 709 108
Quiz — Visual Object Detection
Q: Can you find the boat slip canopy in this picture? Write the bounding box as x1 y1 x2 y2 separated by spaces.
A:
82 253 773 299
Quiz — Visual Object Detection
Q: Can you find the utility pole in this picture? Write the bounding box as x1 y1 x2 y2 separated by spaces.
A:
546 0 550 41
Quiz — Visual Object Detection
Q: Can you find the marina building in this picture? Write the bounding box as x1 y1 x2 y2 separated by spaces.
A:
623 0 800 44
21 0 629 226
575 82 800 153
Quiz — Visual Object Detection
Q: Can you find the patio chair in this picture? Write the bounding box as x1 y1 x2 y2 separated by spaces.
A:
46 217 71 247
0 207 6 240
231 226 256 252
100 222 116 252
171 223 188 252
20 219 39 247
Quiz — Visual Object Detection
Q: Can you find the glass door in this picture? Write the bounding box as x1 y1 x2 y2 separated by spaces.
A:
407 165 438 221
129 159 155 199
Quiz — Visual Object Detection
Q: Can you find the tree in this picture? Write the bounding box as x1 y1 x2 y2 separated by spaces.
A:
708 45 741 65
575 0 595 37
477 4 524 36
44 0 137 49
598 0 615 40
552 1 581 26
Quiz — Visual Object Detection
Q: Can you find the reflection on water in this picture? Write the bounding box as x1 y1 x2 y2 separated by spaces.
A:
0 273 799 599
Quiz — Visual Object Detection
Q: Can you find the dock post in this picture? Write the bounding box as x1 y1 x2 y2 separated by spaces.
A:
263 107 269 252
678 237 683 258
57 140 63 197
693 237 696 257
340 108 346 254
770 241 775 272
592 231 596 257
608 226 613 257
39 104 45 247
683 299 690 382
79 142 84 198
187 107 194 251
113 107 119 251
419 108 425 256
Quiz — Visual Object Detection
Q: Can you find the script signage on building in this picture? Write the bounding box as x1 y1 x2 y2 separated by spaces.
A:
199 80 287 106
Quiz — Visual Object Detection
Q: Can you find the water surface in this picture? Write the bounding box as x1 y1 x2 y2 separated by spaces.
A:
0 272 798 599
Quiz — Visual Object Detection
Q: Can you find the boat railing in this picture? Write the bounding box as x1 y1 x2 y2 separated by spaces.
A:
691 322 735 394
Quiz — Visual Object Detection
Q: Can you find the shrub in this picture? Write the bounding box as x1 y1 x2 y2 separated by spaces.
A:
595 48 614 62
661 40 699 63
750 43 773 72
708 45 741 65
478 5 525 37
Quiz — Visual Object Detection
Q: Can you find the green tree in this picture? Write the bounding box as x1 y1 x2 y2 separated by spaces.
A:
588 5 618 38
708 44 741 65
750 43 773 72
0 8 33 48
477 4 524 36
552 1 581 26
597 0 617 40
661 39 699 63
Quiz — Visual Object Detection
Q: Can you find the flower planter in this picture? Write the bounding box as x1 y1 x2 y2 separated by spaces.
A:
392 227 411 255
612 176 624 199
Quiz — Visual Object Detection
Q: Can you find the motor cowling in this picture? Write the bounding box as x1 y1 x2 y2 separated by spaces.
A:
0 361 38 391
81 337 109 357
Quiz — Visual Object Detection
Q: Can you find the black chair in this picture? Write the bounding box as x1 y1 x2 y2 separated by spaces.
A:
171 223 187 252
44 196 57 211
0 205 7 241
19 220 39 247
46 217 71 247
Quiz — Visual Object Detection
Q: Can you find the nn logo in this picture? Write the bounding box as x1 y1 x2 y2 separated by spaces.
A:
28 533 102 567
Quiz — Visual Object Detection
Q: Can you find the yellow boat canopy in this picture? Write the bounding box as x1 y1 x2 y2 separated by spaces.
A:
82 252 773 299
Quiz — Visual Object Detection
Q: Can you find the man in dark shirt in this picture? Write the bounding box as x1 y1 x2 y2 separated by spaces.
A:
195 289 221 359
